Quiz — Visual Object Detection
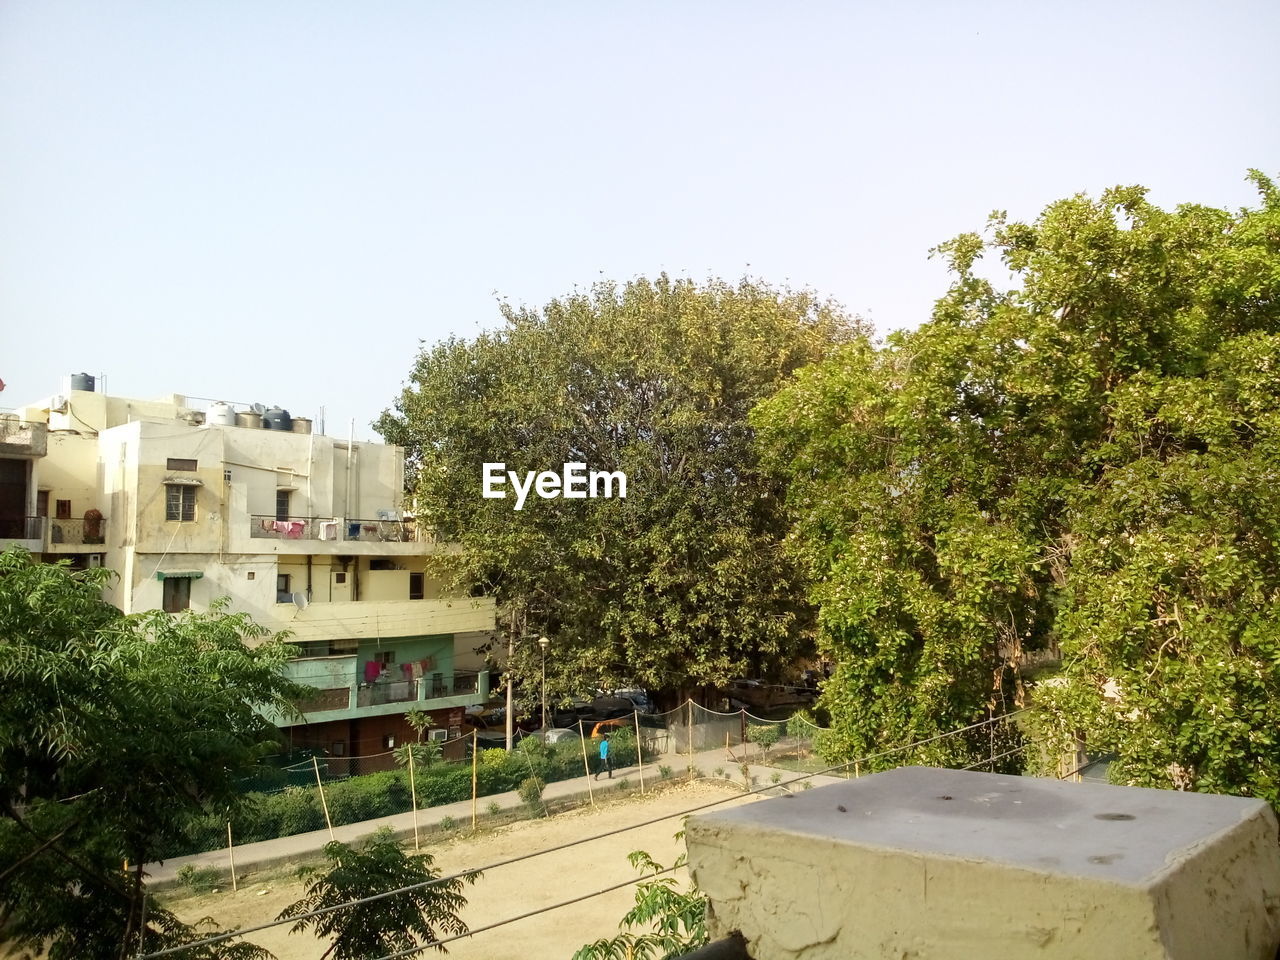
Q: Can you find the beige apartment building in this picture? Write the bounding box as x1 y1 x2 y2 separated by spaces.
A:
0 378 496 765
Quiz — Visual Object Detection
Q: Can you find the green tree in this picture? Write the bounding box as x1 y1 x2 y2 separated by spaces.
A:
753 172 1280 800
376 275 862 705
572 848 708 960
277 828 478 958
0 548 301 959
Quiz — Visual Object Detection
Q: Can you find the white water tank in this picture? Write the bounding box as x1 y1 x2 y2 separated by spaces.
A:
206 402 237 427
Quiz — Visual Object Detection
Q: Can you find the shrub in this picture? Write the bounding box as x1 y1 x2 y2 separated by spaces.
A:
616 779 631 791
439 816 457 831
486 801 501 816
769 772 783 785
747 724 781 755
800 780 814 791
176 864 221 894
713 766 726 778
518 776 546 810
658 765 673 780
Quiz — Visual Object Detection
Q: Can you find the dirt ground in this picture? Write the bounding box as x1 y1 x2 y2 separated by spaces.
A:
164 780 752 960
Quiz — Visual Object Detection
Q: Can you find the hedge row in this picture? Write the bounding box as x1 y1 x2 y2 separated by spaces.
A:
168 728 643 857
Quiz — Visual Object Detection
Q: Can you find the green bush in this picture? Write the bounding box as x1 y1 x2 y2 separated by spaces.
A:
176 864 222 894
747 724 781 754
518 776 546 809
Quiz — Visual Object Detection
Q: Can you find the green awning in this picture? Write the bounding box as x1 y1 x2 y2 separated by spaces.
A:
155 571 204 581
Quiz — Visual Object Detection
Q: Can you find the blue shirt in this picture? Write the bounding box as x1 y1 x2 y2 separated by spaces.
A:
599 739 609 759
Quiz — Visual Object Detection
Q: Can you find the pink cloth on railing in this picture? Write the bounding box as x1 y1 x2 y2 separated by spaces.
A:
364 660 381 682
270 520 305 539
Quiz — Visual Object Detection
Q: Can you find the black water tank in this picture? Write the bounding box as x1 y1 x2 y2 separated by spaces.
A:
263 406 292 431
69 373 95 392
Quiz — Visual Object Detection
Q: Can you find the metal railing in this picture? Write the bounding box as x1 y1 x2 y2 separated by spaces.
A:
0 516 45 541
250 515 338 540
342 518 421 543
46 516 107 546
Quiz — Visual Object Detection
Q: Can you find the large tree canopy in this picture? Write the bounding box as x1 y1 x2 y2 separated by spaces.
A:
377 275 862 703
0 549 302 958
753 172 1280 796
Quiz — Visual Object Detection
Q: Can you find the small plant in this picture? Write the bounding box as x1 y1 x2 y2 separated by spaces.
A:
746 724 781 757
616 778 631 791
176 864 222 894
658 765 673 780
769 771 783 785
713 766 726 778
800 779 814 791
739 761 751 789
439 815 457 832
518 775 546 811
486 801 501 816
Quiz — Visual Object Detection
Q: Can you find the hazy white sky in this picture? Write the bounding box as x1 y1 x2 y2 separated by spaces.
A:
2 1 1277 438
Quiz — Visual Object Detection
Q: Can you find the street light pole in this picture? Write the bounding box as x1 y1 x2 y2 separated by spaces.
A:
538 636 550 736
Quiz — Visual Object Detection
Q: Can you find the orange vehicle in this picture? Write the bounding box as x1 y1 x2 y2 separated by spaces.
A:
590 716 635 739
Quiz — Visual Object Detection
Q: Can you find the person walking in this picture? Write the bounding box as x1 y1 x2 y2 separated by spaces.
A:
595 734 612 779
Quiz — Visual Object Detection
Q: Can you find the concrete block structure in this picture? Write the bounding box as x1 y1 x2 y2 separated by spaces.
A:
685 767 1280 960
2 379 497 766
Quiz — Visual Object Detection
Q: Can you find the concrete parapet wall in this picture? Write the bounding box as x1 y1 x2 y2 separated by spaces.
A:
685 767 1280 960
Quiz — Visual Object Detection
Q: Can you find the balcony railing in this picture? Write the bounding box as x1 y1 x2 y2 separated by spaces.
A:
342 518 422 543
0 516 44 541
46 516 107 546
249 515 429 543
250 516 338 540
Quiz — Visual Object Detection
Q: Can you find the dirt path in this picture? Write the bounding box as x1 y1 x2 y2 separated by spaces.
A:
165 780 752 960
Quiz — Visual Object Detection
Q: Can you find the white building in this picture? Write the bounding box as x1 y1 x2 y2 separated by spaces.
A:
1 378 496 767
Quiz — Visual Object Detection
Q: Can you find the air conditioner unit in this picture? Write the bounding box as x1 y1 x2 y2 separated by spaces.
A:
50 395 68 414
88 554 104 568
428 729 448 743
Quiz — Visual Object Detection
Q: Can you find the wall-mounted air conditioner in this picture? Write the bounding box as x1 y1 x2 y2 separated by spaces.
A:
88 554 104 568
428 729 448 742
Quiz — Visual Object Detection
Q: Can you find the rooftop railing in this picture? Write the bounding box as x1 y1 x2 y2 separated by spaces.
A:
0 516 44 541
46 515 107 546
250 516 338 540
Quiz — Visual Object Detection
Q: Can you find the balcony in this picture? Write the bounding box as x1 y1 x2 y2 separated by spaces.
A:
250 515 337 541
248 515 432 544
0 418 47 458
45 514 107 551
0 515 44 548
274 656 489 727
342 518 427 543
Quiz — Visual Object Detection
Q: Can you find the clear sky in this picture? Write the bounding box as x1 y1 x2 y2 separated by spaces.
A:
2 1 1277 439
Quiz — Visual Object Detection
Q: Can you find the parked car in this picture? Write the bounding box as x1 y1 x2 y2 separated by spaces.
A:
537 727 582 744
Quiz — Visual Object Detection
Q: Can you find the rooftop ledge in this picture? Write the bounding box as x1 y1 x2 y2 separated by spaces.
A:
685 767 1280 960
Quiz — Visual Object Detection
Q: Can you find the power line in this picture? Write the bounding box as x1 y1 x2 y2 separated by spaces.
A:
136 708 1028 959
374 866 681 960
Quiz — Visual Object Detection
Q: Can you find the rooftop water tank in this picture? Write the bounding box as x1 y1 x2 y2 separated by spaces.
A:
206 402 237 427
236 410 262 429
69 373 95 392
291 416 312 434
263 406 292 431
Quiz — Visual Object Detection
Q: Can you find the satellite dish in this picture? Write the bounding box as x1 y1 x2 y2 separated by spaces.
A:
251 403 267 415
292 592 309 610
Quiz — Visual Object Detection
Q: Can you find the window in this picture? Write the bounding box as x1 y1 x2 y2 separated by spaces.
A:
276 489 291 521
331 741 346 756
277 574 292 603
334 572 347 584
167 458 198 471
36 491 49 518
162 577 191 612
331 638 358 655
382 734 396 749
165 485 196 522
55 499 72 519
409 572 424 600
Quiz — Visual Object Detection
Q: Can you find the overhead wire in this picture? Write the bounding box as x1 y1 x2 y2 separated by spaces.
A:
136 707 1029 959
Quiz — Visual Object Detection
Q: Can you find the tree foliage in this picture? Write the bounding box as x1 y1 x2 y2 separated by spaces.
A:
0 548 301 958
277 828 478 959
754 172 1280 798
572 847 708 960
377 275 862 703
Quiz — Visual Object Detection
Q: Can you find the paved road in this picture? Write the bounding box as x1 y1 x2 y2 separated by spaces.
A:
146 744 845 884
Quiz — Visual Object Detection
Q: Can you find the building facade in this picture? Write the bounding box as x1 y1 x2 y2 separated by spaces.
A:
1 380 496 767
